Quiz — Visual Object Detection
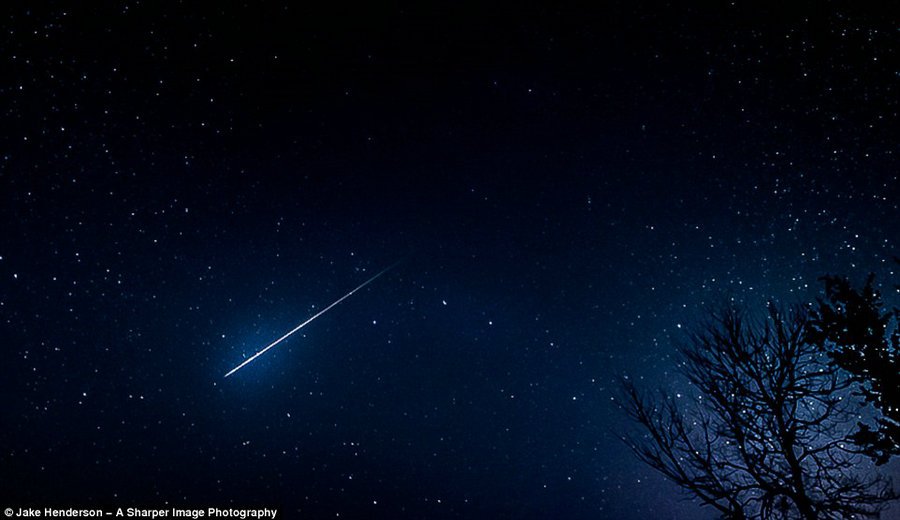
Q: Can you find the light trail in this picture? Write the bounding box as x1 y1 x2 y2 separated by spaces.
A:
224 262 399 378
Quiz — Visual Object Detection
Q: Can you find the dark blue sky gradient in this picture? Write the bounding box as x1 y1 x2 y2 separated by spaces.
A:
2 2 899 518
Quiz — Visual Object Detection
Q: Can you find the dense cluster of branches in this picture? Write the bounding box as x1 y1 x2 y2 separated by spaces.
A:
809 274 900 465
619 304 896 519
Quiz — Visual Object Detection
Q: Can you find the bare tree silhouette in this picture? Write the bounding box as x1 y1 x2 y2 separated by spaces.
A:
619 304 896 519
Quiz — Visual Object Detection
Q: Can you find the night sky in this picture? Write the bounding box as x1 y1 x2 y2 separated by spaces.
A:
2 2 899 518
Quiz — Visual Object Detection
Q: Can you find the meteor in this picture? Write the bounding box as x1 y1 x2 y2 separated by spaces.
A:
224 262 398 378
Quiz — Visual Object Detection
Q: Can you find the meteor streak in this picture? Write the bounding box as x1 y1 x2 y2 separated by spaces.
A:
224 262 398 378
